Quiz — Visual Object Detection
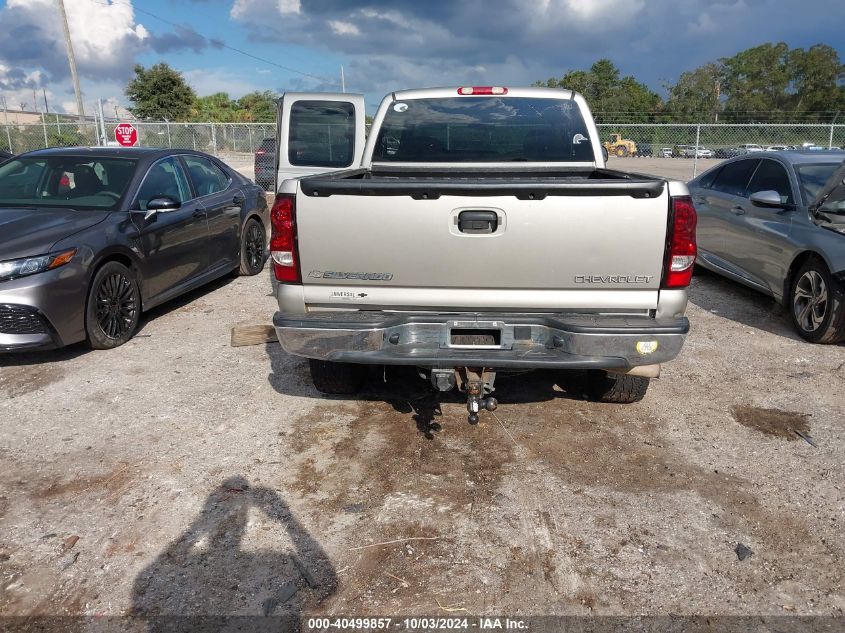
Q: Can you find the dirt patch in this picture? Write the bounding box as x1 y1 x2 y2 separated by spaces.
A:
0 363 64 398
28 462 135 501
731 405 810 440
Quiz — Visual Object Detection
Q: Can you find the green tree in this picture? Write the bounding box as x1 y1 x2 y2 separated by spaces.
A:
665 63 723 123
194 92 239 122
125 63 196 121
720 43 791 120
788 44 845 118
536 59 662 122
236 91 277 122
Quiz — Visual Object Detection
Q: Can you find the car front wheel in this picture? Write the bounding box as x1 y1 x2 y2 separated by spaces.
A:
789 257 845 344
85 261 141 350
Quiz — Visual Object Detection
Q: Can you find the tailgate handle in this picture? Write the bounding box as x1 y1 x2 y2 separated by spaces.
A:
458 210 498 234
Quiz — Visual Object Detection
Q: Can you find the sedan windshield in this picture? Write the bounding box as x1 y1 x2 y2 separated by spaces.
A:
796 163 842 204
0 156 137 210
373 97 595 163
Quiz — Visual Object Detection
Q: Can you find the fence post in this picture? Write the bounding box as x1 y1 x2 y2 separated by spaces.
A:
192 126 196 151
4 124 10 153
211 124 217 154
166 119 171 147
56 114 61 136
41 112 48 147
692 124 701 179
232 124 236 152
825 112 838 149
249 126 254 153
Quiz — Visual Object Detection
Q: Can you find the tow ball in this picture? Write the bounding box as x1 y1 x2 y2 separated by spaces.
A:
459 368 497 424
429 367 498 424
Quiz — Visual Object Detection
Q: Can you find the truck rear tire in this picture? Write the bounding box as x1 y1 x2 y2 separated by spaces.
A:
580 370 649 403
308 359 365 395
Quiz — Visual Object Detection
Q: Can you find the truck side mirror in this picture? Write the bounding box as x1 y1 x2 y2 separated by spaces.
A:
601 147 609 163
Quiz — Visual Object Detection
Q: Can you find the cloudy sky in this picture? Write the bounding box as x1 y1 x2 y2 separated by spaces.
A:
0 0 843 116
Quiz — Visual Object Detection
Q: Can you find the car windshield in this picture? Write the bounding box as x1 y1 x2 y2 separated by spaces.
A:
796 163 842 204
0 156 137 210
373 96 595 163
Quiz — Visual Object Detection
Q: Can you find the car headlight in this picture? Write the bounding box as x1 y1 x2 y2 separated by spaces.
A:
0 248 78 282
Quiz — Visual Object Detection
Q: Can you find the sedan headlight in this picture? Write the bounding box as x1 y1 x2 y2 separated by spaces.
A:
0 248 78 282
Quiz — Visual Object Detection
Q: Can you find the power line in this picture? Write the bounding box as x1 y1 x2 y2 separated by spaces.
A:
90 0 339 87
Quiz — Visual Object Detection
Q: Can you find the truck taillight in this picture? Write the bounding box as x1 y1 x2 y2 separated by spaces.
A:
270 194 300 283
662 196 697 289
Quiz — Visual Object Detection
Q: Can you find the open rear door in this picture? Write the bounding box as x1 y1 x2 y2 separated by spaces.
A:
275 92 366 190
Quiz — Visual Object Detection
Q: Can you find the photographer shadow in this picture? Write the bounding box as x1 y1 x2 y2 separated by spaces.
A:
132 476 337 633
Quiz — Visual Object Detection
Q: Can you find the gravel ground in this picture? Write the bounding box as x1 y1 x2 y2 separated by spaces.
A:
1 160 843 627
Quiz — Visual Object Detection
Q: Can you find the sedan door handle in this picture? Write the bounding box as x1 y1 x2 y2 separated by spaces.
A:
192 208 206 219
233 194 245 206
730 205 746 215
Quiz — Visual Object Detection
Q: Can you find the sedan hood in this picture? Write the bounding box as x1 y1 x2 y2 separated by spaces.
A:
0 207 110 260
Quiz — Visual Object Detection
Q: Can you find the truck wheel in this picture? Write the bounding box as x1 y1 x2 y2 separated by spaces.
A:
309 359 365 395
615 146 629 157
789 256 845 344
581 370 649 403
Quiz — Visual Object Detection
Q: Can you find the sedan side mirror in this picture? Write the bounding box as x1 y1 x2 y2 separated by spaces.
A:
142 196 181 221
749 190 787 208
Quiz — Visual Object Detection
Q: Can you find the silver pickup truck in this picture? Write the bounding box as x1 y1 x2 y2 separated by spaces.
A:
269 87 697 421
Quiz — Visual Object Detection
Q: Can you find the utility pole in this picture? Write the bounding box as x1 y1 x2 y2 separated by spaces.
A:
97 98 107 143
43 88 49 113
56 0 85 123
714 79 721 123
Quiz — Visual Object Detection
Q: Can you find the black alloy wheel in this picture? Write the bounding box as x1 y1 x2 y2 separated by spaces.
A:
239 217 266 276
86 261 141 349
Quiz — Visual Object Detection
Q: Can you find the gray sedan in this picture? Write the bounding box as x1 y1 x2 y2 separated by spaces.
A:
689 151 845 343
0 147 269 352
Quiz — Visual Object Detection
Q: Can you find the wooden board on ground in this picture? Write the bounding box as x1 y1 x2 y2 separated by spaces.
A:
231 324 277 347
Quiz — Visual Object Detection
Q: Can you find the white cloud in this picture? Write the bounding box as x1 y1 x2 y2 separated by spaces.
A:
278 0 301 14
561 0 644 22
4 0 149 79
328 20 360 36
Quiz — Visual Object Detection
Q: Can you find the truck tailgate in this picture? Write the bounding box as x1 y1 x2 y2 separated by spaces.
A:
295 184 670 312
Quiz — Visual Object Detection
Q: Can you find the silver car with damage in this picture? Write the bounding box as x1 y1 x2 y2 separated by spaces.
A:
690 151 845 343
268 87 698 420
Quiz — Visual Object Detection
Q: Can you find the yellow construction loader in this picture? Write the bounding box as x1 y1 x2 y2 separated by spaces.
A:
603 133 638 157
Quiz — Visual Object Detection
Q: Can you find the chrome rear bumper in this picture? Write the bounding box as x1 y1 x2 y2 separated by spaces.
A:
273 311 688 370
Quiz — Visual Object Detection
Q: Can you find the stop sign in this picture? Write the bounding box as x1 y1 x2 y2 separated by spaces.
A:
114 122 138 147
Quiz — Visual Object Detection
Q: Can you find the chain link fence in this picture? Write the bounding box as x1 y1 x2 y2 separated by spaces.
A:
1 121 276 155
3 120 844 185
596 123 845 179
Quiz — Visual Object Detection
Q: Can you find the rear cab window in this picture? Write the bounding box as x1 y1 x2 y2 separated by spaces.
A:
289 101 356 168
372 97 595 163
